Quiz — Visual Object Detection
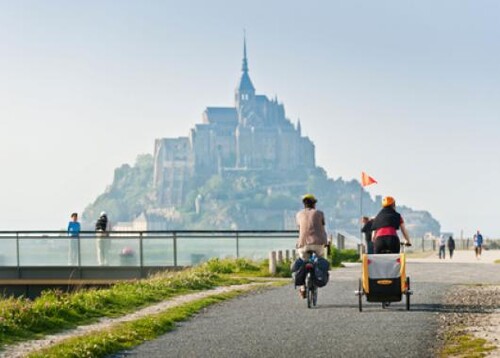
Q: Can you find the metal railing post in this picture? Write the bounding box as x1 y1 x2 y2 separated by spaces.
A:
236 232 239 258
77 235 82 267
139 232 144 268
173 231 177 267
16 232 20 278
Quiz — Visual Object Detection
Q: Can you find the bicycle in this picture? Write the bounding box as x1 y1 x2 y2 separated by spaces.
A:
304 251 318 308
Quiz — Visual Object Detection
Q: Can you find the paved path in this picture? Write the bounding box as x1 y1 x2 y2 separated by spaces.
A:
113 253 500 358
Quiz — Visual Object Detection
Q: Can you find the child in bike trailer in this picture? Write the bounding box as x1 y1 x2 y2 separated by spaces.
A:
295 193 327 298
371 196 412 254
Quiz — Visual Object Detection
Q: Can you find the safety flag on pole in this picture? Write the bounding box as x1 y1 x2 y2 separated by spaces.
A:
361 171 377 187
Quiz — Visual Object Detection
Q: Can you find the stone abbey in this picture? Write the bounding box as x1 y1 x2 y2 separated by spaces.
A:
153 40 316 207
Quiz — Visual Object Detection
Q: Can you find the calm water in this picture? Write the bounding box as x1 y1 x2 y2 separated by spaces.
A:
0 235 297 267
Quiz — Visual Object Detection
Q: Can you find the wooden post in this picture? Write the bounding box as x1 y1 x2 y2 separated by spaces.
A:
277 250 283 264
292 249 296 259
269 251 277 275
285 250 290 262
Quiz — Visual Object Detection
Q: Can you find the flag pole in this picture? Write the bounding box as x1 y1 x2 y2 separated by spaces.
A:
360 184 363 246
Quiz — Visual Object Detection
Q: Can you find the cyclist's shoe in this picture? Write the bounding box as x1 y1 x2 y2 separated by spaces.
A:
299 287 306 299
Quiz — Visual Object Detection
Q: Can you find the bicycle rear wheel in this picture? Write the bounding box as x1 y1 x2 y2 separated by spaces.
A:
306 273 313 308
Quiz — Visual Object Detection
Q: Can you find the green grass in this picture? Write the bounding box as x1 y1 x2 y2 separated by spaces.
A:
0 258 287 350
200 257 292 278
27 289 249 358
330 247 360 267
441 331 496 357
0 266 246 348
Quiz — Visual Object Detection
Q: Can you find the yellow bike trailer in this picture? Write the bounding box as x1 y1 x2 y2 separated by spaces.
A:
355 253 412 311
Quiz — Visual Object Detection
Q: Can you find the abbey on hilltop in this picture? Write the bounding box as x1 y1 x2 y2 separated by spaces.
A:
153 38 315 207
83 39 441 236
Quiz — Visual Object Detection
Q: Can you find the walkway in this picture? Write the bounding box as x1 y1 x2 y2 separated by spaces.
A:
113 253 500 358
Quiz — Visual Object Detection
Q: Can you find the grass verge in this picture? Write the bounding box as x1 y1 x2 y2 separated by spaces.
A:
0 266 246 348
494 259 500 264
441 330 496 358
27 284 283 358
0 258 286 349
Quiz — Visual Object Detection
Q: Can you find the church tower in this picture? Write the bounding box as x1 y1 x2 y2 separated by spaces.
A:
235 35 255 122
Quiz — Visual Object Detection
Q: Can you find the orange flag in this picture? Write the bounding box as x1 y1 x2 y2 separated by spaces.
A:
361 172 377 187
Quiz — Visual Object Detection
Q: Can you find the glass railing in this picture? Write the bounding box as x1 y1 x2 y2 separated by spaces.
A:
0 231 298 268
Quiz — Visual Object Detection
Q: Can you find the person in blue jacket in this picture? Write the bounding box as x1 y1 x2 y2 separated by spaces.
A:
473 230 484 259
67 212 81 265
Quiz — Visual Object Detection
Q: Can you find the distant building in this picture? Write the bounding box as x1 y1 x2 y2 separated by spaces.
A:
154 38 315 207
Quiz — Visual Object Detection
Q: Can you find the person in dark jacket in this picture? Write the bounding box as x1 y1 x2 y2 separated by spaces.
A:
95 212 109 265
361 216 374 254
448 235 455 259
371 196 412 254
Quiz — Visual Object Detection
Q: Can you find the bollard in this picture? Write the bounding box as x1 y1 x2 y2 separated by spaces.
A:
337 234 345 250
285 250 290 262
357 243 365 257
269 251 277 275
292 249 297 259
277 250 283 264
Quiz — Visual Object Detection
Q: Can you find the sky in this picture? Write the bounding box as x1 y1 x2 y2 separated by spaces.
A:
0 1 499 237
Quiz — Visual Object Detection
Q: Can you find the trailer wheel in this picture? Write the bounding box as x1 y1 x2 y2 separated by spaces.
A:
405 277 411 311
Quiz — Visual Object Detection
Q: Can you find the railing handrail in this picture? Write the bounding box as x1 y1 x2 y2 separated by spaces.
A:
0 230 299 235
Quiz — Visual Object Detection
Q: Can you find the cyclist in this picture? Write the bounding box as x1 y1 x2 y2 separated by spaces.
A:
296 193 328 297
371 196 411 254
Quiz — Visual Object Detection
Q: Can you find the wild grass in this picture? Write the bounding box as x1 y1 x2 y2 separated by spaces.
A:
0 266 245 348
441 331 496 357
27 290 246 358
0 257 290 349
330 247 359 267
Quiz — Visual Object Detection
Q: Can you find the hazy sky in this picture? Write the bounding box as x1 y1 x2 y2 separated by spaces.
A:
0 1 499 237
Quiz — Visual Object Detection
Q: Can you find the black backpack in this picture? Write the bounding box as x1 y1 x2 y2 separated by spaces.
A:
291 258 306 287
313 256 330 287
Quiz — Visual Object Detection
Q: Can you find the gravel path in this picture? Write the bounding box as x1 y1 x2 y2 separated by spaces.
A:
114 260 500 358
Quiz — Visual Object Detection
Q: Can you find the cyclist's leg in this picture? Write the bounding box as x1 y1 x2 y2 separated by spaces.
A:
300 244 324 258
389 236 401 253
374 237 388 254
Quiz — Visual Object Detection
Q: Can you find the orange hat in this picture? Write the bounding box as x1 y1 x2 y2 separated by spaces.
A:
382 196 395 207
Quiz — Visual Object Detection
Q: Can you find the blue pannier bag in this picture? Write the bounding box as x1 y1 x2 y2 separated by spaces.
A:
291 258 306 287
313 256 330 287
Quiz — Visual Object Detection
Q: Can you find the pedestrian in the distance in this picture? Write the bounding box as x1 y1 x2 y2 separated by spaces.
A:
447 235 455 259
473 230 483 259
67 212 81 265
95 212 109 265
361 216 374 254
438 234 446 259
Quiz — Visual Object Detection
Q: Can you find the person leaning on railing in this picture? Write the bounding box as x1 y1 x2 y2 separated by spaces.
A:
67 212 80 265
95 211 109 266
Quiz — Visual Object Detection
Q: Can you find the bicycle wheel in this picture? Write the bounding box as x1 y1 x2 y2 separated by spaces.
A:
306 274 312 308
313 286 318 307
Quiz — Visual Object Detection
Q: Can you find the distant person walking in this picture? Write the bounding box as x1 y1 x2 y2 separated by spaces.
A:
95 212 109 265
438 235 446 259
447 235 455 259
67 212 81 265
473 230 483 259
361 216 374 254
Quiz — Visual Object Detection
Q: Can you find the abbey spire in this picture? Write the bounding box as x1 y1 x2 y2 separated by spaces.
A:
235 34 255 107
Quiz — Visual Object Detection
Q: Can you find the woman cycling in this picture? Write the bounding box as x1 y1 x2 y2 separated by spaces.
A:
371 196 412 254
